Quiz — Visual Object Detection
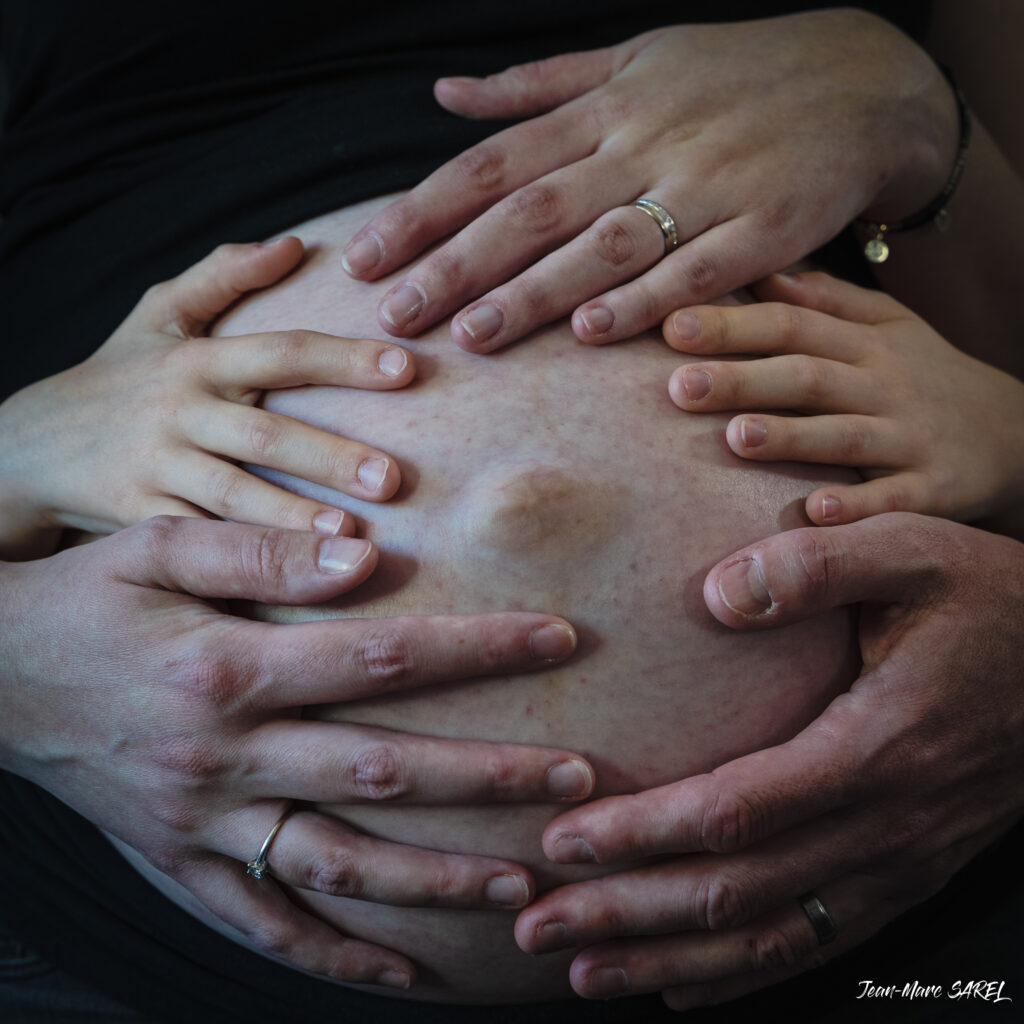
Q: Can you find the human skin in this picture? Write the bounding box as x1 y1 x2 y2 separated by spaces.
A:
530 514 1024 1009
339 9 1022 370
109 194 860 1003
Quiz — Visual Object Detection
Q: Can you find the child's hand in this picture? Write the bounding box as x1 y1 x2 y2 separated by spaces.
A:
0 239 415 557
662 271 1024 532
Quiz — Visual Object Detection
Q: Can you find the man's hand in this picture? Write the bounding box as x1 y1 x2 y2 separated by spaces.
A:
0 518 592 989
515 514 1024 1009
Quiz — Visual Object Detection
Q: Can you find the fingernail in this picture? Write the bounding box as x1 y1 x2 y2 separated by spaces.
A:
376 968 412 990
589 967 630 999
380 283 425 329
318 537 372 574
717 557 772 615
485 873 530 908
776 270 802 283
342 233 382 276
580 305 614 336
458 303 503 344
739 419 768 447
550 834 595 863
256 237 288 249
546 759 593 799
313 509 346 536
672 312 701 340
357 457 389 493
820 495 841 520
537 920 576 951
377 347 408 377
528 623 577 660
682 367 712 402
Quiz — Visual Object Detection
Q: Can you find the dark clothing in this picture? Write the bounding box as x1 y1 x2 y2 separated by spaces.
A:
5 3 1017 1023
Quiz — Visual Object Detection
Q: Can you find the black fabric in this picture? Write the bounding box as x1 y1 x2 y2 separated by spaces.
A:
10 2 1017 1022
1 0 928 401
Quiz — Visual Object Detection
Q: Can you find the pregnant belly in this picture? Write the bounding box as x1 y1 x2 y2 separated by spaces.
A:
118 194 859 1003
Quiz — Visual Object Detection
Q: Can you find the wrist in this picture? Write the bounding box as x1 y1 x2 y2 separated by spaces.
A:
0 387 64 559
860 53 962 226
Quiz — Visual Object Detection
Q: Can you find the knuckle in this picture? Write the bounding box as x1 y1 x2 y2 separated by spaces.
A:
309 849 364 898
268 330 313 371
132 513 183 557
692 874 753 931
207 465 247 515
789 529 841 603
483 754 524 799
355 630 417 685
767 302 806 346
507 183 564 235
170 648 242 705
246 413 284 460
149 732 226 785
789 354 830 404
681 251 719 294
453 143 508 192
834 422 874 462
751 925 805 972
239 528 292 588
247 921 294 961
591 216 641 268
423 245 469 297
699 785 766 854
348 742 411 801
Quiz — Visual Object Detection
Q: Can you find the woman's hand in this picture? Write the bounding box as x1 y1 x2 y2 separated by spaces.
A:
0 238 414 558
515 514 1024 1008
664 271 1024 535
341 10 957 352
0 517 592 987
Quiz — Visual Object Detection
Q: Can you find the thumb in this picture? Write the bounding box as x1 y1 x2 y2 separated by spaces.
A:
114 516 377 605
704 512 950 629
434 47 617 120
129 238 305 338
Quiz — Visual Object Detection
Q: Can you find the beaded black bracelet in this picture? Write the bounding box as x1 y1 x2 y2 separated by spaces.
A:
858 66 972 264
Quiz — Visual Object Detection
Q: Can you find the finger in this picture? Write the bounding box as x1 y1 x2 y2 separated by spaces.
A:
112 516 380 606
174 856 415 988
569 873 883 1001
662 300 867 362
240 612 579 707
226 807 537 909
521 807 880 951
805 475 933 526
184 404 402 501
376 157 629 338
341 111 594 281
163 449 394 528
661 820 1014 1010
197 332 415 391
719 413 907 467
752 270 906 326
702 512 952 629
667 357 874 415
573 218 791 345
433 46 620 120
450 201 672 353
242 721 595 805
131 239 304 337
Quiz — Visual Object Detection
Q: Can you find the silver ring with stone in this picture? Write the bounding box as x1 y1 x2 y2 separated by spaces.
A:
633 198 679 255
799 892 838 945
246 806 294 880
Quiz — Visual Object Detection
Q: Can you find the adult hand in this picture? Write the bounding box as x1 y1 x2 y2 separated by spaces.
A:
0 238 414 559
664 271 1024 534
515 514 1024 1009
0 517 591 988
342 10 956 352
